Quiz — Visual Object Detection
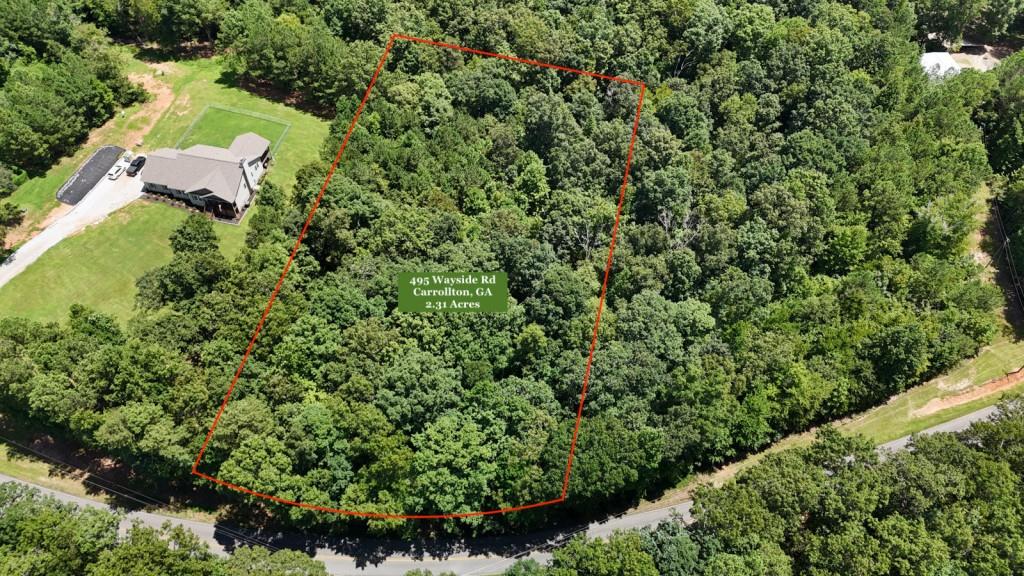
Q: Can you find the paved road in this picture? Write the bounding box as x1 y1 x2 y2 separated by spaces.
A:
0 173 143 288
0 405 998 576
877 405 998 451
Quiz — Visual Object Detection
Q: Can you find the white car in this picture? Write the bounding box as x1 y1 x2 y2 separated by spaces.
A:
107 164 126 180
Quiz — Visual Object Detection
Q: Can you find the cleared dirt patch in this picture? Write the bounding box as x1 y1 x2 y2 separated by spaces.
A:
4 204 72 249
914 368 1024 416
117 68 176 148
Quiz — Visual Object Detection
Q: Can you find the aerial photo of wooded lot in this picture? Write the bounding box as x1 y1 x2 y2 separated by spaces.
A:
4 0 1024 574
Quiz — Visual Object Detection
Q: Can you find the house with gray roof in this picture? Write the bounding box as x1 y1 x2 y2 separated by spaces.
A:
141 132 271 219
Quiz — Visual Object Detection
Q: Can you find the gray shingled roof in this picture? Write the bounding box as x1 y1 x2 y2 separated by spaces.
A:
230 132 271 159
142 133 270 204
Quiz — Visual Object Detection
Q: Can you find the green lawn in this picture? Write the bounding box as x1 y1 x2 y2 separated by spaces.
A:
5 49 175 234
0 201 247 323
139 57 326 191
177 106 289 151
839 332 1024 443
0 55 328 324
0 203 186 323
7 165 71 232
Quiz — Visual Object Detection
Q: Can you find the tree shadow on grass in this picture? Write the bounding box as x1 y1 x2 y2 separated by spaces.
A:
982 201 1024 340
214 68 335 119
128 40 335 118
132 40 217 64
0 409 222 514
0 408 659 567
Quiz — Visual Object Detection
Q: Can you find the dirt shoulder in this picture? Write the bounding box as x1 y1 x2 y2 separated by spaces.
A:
914 368 1024 416
4 204 73 248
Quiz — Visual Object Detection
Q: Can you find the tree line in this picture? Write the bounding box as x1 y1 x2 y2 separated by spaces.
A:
7 400 1024 576
979 52 1024 290
62 0 1024 116
0 481 327 575
69 0 1024 74
0 1 144 174
476 398 1024 576
0 0 1015 535
0 0 144 253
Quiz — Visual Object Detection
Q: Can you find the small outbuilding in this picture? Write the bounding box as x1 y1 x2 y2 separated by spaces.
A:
920 52 962 78
142 132 271 219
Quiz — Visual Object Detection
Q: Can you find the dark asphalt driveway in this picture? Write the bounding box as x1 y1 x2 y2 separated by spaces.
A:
56 145 125 205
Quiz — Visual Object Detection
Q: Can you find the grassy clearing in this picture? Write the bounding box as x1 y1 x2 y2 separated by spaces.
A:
0 202 186 323
176 105 289 152
0 444 99 501
0 55 328 324
7 166 70 233
840 331 1024 442
0 53 326 519
140 57 326 191
0 201 248 324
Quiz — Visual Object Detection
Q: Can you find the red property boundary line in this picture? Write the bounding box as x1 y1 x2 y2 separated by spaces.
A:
191 33 647 520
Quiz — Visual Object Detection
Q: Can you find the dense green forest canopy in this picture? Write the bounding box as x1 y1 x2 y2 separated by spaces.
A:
0 1 142 173
70 0 1024 61
0 0 1015 535
0 481 328 575
493 399 1024 576
0 0 143 252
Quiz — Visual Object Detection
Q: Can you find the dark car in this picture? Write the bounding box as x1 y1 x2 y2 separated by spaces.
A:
126 155 146 177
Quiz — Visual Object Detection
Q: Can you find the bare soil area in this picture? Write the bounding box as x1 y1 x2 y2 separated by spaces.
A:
914 368 1024 416
111 65 176 148
4 204 72 248
950 42 1012 72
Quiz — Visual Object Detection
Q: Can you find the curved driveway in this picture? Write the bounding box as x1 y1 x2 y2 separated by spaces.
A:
0 404 997 575
0 175 143 288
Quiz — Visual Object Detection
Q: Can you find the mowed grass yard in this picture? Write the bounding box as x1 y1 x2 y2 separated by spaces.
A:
140 58 324 191
0 203 186 322
177 106 289 151
0 55 329 323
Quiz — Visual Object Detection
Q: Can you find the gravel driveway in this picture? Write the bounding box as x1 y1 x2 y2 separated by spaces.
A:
0 174 144 289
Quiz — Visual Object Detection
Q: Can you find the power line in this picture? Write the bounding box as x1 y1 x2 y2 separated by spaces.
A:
991 203 1024 312
0 433 278 552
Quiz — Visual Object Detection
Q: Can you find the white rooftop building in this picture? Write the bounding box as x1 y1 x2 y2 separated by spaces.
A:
920 52 962 78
